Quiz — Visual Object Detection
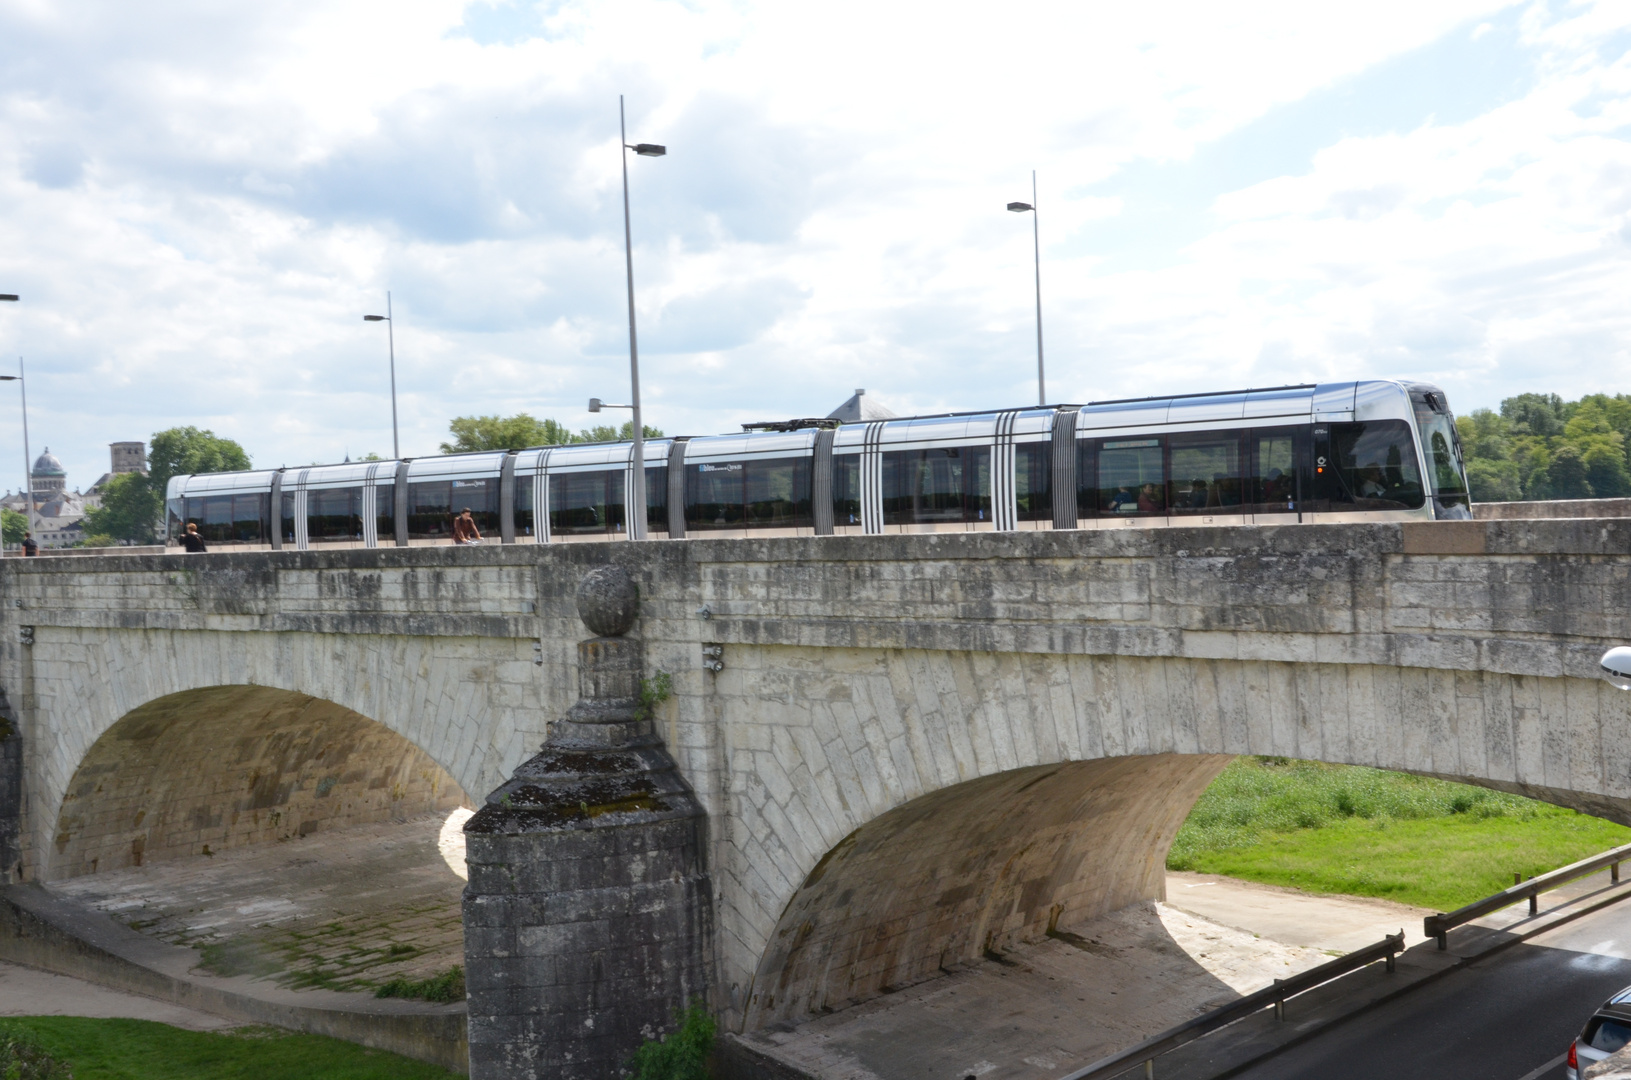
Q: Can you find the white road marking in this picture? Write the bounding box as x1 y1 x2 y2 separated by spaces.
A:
1514 1051 1567 1080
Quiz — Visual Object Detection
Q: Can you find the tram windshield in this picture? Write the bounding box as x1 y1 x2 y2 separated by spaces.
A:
1328 421 1425 511
1412 403 1471 515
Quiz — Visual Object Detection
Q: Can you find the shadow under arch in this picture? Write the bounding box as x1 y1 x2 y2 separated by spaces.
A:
744 752 1233 1030
49 685 468 882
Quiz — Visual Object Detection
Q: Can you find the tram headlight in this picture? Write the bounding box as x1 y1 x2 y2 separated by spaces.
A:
1601 647 1631 691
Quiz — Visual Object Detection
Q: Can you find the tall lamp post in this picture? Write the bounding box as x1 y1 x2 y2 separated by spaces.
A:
363 294 400 460
618 95 665 540
1007 171 1045 406
0 295 29 543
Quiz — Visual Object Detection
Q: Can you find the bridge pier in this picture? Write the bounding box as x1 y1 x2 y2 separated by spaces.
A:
462 567 712 1080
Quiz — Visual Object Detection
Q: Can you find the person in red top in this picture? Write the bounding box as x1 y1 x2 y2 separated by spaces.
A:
452 508 482 545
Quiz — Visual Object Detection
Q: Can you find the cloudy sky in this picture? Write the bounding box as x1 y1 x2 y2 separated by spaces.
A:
0 0 1628 487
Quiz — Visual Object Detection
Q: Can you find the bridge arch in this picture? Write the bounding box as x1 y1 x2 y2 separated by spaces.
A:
743 754 1230 1027
48 685 468 881
716 643 1631 1030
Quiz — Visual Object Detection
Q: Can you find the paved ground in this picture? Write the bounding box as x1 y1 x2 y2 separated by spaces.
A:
0 961 235 1030
1227 893 1631 1080
746 875 1410 1080
46 808 472 993
1164 870 1432 952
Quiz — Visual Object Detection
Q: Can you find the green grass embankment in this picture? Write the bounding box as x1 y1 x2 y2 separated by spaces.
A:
1167 757 1631 911
0 1018 462 1080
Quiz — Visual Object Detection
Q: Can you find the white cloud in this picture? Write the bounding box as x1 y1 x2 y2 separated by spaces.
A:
0 0 1627 490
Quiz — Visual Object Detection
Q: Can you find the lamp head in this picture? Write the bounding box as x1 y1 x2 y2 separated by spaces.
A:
0 295 17 302
1603 647 1631 690
1007 202 1033 213
588 398 603 413
363 315 387 322
632 143 667 157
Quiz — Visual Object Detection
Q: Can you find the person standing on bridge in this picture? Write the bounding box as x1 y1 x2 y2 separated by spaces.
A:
181 522 207 553
20 531 36 557
452 508 482 546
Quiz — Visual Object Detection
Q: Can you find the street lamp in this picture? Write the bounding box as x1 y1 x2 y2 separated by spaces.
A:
619 95 666 540
1602 647 1631 690
1007 170 1045 406
363 292 400 460
0 296 30 544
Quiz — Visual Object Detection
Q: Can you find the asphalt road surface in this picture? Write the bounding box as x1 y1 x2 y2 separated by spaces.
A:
1230 899 1631 1080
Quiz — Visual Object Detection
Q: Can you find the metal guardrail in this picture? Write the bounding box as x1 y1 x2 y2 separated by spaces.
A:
1423 839 1631 949
1057 931 1406 1080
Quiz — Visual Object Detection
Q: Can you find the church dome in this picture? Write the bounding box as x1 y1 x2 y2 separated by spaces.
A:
31 448 65 478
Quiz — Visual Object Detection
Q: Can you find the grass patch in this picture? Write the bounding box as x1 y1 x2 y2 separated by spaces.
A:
0 1017 461 1080
374 966 464 1004
1168 757 1631 911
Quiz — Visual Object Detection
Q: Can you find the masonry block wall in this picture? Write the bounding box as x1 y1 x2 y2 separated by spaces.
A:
51 685 467 880
3 519 1630 1031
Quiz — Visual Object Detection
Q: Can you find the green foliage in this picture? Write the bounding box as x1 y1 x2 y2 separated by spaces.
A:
1170 757 1631 910
374 966 465 1003
1457 390 1631 502
81 472 160 545
577 421 664 443
0 1016 461 1079
82 428 251 544
440 414 579 453
628 1001 714 1080
637 671 674 722
73 534 118 549
0 509 25 546
441 414 665 453
0 1023 73 1079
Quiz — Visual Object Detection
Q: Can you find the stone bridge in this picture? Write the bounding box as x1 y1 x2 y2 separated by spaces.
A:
2 518 1630 1071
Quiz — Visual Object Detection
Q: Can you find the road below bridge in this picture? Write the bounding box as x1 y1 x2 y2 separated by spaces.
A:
1229 898 1631 1080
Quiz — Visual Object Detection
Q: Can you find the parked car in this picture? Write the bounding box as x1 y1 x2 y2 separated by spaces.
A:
1568 987 1631 1078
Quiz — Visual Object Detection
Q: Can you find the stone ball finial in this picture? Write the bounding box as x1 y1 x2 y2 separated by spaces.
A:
576 566 639 637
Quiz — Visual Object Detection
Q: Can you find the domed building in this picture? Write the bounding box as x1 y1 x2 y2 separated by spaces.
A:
0 447 87 549
31 448 66 497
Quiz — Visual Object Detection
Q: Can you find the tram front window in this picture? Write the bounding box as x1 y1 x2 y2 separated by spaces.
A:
1328 421 1425 511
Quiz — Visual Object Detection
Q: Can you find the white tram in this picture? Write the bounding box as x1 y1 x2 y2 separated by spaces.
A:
164 380 1473 550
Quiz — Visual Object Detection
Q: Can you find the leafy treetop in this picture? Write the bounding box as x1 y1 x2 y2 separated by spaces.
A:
441 414 662 453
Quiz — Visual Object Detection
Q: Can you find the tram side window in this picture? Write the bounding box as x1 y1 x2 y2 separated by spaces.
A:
1168 435 1241 515
307 487 362 541
234 494 268 542
452 479 500 538
515 475 534 537
167 499 185 542
375 485 394 541
1076 441 1096 519
880 446 992 525
281 493 295 543
832 454 861 526
186 496 234 543
1015 442 1051 520
1098 439 1165 515
1326 421 1425 511
685 458 812 530
408 482 452 538
550 471 626 534
646 466 668 535
1247 429 1299 513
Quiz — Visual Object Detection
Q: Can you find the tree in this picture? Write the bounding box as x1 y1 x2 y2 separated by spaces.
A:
82 427 251 543
1501 393 1568 438
1464 458 1522 502
577 421 664 443
1544 444 1592 499
81 471 161 544
1585 444 1631 498
441 414 580 453
442 414 664 453
0 508 24 546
